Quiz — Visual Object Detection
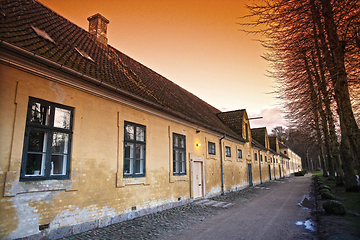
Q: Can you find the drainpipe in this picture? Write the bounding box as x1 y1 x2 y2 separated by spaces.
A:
259 150 262 184
220 134 226 195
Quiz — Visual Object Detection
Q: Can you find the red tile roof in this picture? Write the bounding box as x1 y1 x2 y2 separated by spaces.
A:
250 127 267 148
0 0 242 138
216 109 246 139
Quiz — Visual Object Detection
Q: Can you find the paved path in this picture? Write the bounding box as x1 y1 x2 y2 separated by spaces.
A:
162 175 315 240
61 175 315 240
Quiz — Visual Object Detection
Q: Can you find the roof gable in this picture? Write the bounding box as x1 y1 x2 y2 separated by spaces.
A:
268 136 279 153
216 109 247 139
250 127 269 149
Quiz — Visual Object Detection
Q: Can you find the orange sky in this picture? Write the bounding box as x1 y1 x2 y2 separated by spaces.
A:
39 0 286 130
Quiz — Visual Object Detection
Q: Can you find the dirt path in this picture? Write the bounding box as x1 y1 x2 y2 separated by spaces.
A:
161 175 316 240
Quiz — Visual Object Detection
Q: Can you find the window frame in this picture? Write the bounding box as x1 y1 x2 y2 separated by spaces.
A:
208 141 216 155
123 121 146 178
173 133 186 176
20 97 74 181
225 146 231 157
237 149 242 159
254 152 258 161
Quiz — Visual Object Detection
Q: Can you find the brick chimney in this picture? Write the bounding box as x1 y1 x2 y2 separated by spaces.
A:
87 13 109 45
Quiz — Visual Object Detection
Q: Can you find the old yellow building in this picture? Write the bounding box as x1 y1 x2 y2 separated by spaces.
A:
0 1 301 239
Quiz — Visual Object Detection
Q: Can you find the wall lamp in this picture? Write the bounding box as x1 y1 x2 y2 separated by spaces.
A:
196 143 201 147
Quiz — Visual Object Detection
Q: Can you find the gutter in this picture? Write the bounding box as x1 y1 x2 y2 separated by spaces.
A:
0 40 247 143
219 134 226 195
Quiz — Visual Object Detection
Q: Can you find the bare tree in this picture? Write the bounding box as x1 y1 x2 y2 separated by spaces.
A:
240 0 360 190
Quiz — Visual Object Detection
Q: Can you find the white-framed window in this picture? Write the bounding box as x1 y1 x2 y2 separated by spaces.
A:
208 141 215 155
20 97 73 181
173 133 186 175
225 146 231 157
237 149 242 159
124 121 146 177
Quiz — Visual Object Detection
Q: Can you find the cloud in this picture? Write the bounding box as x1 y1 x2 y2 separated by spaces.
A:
248 107 287 133
220 106 228 111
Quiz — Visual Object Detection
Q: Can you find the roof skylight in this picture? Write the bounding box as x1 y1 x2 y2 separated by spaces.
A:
31 25 55 44
75 47 94 62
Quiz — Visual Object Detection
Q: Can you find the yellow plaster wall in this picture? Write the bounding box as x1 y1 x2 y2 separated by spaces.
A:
0 64 195 238
204 135 222 196
0 63 281 239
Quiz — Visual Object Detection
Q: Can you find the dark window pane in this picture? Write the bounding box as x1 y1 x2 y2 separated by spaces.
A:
135 159 140 173
28 130 47 152
179 137 184 148
125 125 134 140
124 159 131 174
54 107 71 129
52 132 69 154
225 147 231 157
136 126 145 141
25 153 44 175
176 157 180 173
135 159 144 174
174 149 179 173
173 135 178 147
51 155 66 175
208 142 215 155
29 103 50 125
180 150 185 173
238 149 242 158
135 144 145 159
124 143 134 159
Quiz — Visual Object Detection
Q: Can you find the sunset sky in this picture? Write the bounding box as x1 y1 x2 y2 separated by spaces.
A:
39 0 286 131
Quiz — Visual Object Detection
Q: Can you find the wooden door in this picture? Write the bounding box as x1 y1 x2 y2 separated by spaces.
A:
248 163 253 186
269 165 272 180
193 161 203 199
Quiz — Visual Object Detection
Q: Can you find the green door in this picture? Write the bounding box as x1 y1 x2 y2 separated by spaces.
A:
248 163 253 186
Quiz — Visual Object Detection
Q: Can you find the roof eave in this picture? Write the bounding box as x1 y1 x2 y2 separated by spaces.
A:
0 40 246 143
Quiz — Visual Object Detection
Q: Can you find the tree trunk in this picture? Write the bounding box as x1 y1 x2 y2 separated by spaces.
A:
308 11 345 184
302 51 328 177
316 0 359 190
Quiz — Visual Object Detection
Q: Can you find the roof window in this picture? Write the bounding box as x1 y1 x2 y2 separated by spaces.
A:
75 47 94 62
31 26 55 44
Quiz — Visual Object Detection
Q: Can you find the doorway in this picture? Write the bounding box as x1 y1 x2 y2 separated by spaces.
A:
269 165 272 180
248 163 253 186
193 161 204 199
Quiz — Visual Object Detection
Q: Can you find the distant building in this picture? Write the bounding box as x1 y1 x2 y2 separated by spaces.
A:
279 142 303 173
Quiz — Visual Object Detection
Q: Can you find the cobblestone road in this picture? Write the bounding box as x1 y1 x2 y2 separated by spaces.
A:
61 178 295 240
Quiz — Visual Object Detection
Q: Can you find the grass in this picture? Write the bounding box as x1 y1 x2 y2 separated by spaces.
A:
317 176 360 215
315 175 360 237
311 171 323 177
